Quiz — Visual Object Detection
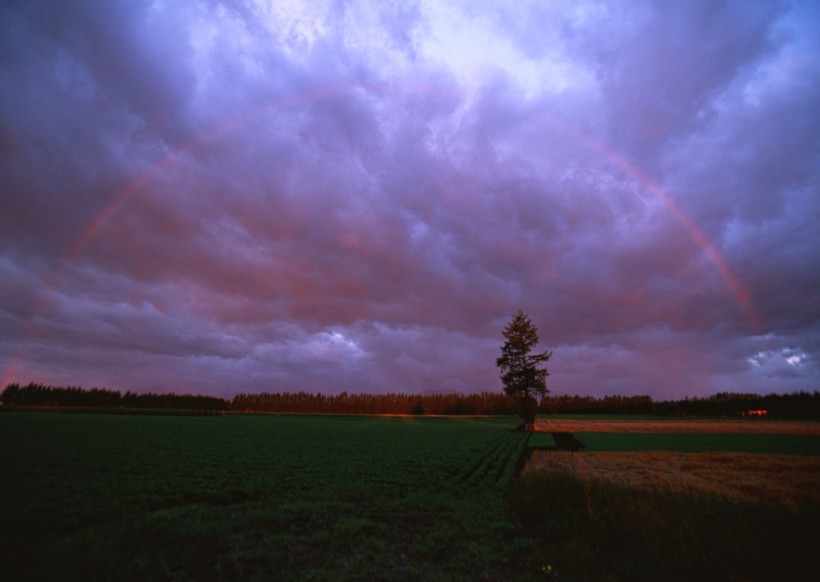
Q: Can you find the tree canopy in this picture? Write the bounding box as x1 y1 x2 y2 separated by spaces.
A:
496 310 552 423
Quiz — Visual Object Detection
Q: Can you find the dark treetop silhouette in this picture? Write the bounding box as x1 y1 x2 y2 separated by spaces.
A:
496 310 552 428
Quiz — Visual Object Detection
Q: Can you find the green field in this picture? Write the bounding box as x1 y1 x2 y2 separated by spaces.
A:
0 412 532 580
3 412 818 581
527 430 820 455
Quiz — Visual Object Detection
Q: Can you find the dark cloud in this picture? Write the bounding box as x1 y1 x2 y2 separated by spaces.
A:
584 0 787 162
1 0 818 398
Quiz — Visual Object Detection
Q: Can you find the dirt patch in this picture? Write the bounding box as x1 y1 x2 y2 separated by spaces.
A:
534 418 820 435
525 450 820 507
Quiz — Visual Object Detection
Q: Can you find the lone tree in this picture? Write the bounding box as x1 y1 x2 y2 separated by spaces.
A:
496 310 552 429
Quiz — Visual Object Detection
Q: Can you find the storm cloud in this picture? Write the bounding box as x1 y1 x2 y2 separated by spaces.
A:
1 0 818 399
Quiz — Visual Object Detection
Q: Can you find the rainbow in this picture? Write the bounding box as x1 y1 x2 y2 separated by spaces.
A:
1 83 761 387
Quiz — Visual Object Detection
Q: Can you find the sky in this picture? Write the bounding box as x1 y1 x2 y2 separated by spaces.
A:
1 0 818 400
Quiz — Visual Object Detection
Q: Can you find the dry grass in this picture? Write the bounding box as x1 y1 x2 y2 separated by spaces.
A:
519 419 820 580
528 418 820 507
525 450 820 508
534 418 820 435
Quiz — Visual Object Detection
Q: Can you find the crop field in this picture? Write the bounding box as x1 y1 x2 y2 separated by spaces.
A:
534 417 820 435
0 412 531 580
519 417 820 581
525 450 820 507
3 412 819 581
528 429 819 455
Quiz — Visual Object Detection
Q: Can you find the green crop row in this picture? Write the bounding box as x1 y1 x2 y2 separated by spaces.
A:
0 412 533 580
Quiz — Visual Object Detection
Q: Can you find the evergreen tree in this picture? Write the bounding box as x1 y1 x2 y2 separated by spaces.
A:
496 310 552 427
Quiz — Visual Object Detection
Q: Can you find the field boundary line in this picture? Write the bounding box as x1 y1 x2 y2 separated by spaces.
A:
535 418 820 436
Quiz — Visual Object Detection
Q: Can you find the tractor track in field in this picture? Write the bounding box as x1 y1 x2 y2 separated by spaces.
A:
439 430 529 491
468 431 528 488
492 431 531 486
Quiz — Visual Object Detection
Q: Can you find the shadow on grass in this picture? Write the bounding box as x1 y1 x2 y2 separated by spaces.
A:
508 467 818 581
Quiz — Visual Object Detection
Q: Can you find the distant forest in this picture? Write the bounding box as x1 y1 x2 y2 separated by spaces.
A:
2 382 818 418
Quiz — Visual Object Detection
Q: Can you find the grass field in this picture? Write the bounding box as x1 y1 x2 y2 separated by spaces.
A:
525 450 820 507
528 429 820 455
2 412 819 580
535 417 820 435
520 417 820 581
0 412 531 580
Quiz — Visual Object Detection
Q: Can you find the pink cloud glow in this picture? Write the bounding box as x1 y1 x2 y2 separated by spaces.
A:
1 0 817 398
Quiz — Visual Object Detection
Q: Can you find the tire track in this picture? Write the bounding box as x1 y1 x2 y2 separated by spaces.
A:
438 431 529 492
437 433 510 490
464 432 519 487
488 431 530 488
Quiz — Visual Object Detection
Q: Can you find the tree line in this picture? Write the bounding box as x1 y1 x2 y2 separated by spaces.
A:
230 391 522 415
0 383 227 412
540 392 820 417
1 382 818 418
651 390 820 418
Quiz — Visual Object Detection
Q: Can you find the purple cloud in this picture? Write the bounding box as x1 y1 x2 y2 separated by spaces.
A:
1 0 818 399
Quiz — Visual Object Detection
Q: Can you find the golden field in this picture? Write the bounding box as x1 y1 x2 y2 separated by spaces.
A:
527 418 820 507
